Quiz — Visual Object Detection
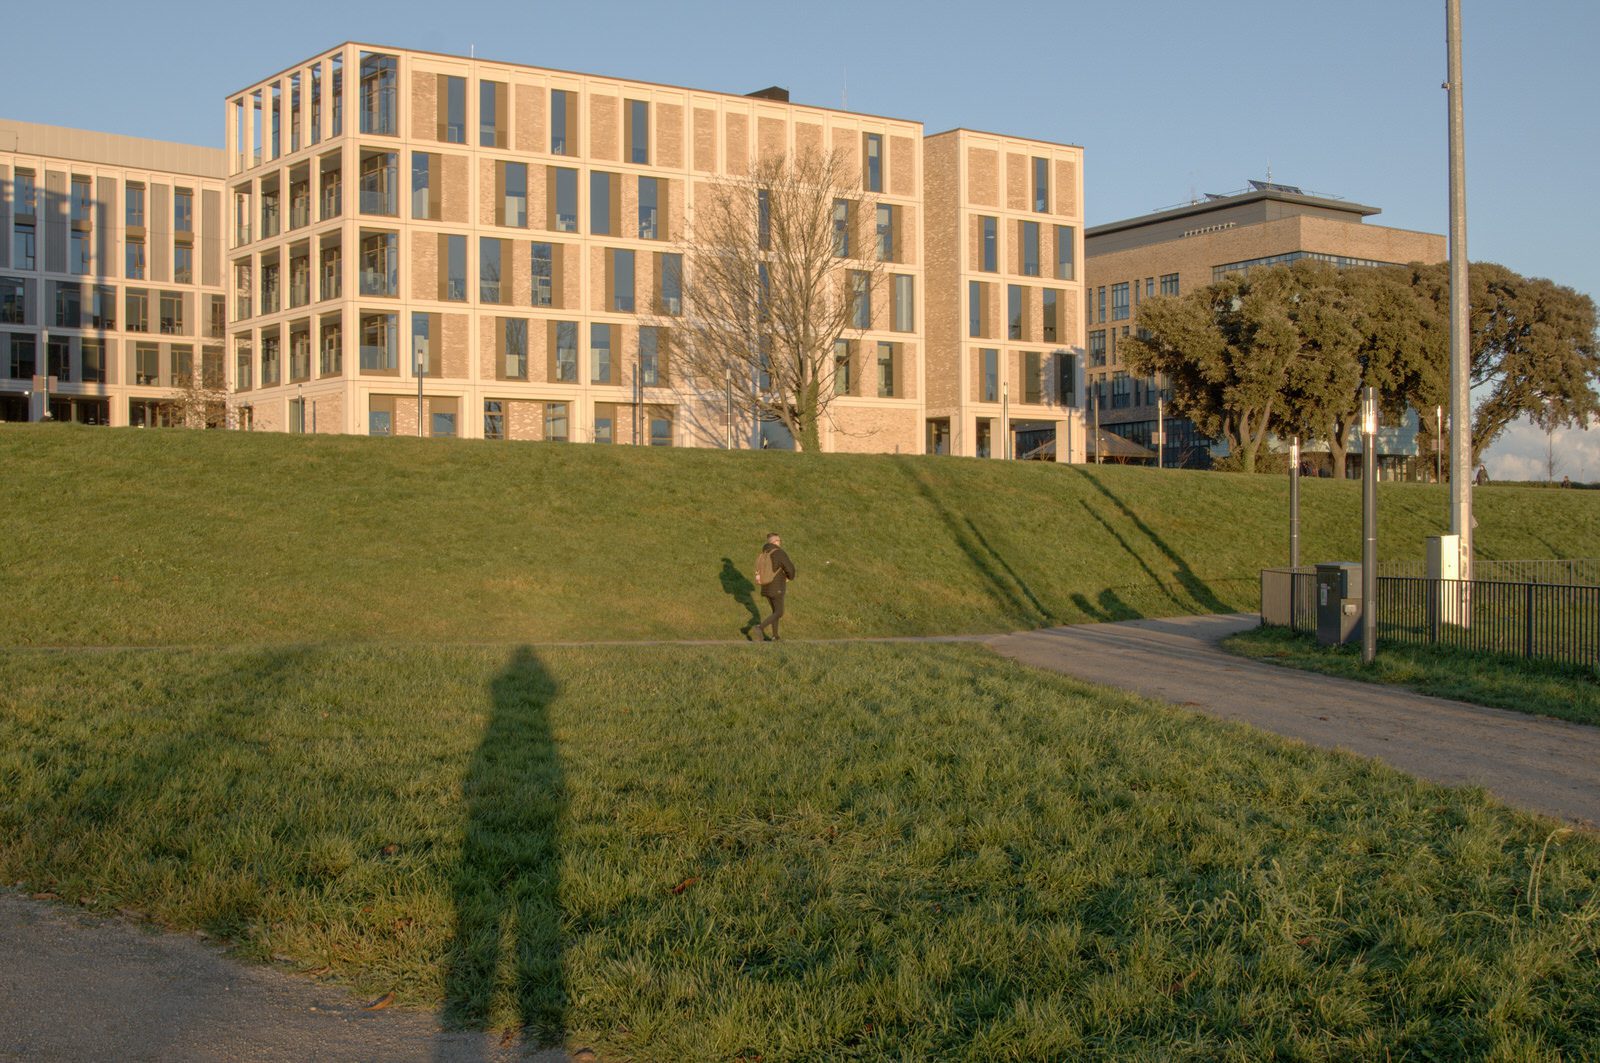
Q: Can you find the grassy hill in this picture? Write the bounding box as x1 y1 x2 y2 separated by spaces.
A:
3 423 1597 646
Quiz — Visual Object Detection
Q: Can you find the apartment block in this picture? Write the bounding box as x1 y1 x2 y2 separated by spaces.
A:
1084 181 1446 465
924 129 1086 461
222 44 928 449
0 119 227 426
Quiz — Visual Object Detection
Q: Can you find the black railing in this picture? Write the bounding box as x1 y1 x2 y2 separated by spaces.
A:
1376 558 1600 585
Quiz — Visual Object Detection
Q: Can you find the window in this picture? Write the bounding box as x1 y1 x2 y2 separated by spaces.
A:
441 75 466 143
1097 286 1106 323
1032 156 1049 212
13 170 36 216
594 414 613 444
833 339 852 395
320 245 341 300
554 321 577 381
359 231 397 296
501 162 527 227
359 150 398 215
13 224 35 271
81 339 106 384
55 284 81 328
1089 329 1106 367
261 185 281 237
1021 221 1040 277
483 399 505 440
1112 370 1131 409
289 398 306 434
160 291 184 335
134 343 159 386
583 244 624 314
657 252 682 315
480 237 503 303
69 231 89 276
9 334 36 379
1055 225 1075 281
479 80 506 148
0 279 23 324
320 163 341 220
982 348 998 402
289 74 302 152
863 133 883 191
126 239 146 280
260 332 280 385
290 177 311 229
590 322 612 384
369 409 391 436
832 199 850 257
233 260 253 318
1146 277 1155 299
1111 282 1130 321
639 326 662 386
174 188 193 234
359 312 397 371
126 289 149 333
757 189 771 250
412 152 438 220
981 216 997 272
969 280 985 338
1057 352 1077 408
876 342 895 398
545 401 569 442
1008 284 1023 340
358 52 396 135
69 177 92 227
310 65 322 146
500 317 527 379
175 245 194 285
126 183 145 228
1043 289 1059 343
626 99 649 164
550 89 573 155
432 411 456 438
1160 273 1180 296
638 176 660 239
234 337 253 391
443 235 466 301
590 171 614 235
876 204 895 260
320 320 342 375
1024 351 1042 404
850 271 870 329
650 416 671 447
531 242 554 307
551 167 577 232
892 274 914 333
170 344 194 386
410 313 433 376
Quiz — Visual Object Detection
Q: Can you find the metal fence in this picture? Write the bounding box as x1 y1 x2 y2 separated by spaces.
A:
1376 558 1600 585
1259 564 1600 671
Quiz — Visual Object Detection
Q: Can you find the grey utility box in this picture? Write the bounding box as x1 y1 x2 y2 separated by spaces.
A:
1315 562 1363 647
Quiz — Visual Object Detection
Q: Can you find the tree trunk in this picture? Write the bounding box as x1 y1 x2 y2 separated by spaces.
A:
1325 420 1348 481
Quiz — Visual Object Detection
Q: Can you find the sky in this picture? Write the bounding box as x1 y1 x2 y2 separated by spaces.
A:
5 0 1596 478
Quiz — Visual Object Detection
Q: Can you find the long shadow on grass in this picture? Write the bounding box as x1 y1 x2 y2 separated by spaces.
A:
718 557 762 633
1070 467 1230 613
895 460 1052 626
441 647 565 1049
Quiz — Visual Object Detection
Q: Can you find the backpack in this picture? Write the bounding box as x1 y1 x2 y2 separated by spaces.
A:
754 549 776 589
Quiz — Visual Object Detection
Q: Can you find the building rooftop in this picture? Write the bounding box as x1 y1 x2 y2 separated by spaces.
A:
1087 181 1379 239
0 117 225 178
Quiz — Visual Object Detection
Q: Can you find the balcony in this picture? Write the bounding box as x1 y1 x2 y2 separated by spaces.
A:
360 269 396 298
235 223 251 246
290 279 310 308
290 199 311 230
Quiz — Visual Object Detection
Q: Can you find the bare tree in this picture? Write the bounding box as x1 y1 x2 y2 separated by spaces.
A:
669 146 885 452
160 361 232 429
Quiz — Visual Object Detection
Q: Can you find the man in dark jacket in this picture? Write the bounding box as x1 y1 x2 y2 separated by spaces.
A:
755 533 797 641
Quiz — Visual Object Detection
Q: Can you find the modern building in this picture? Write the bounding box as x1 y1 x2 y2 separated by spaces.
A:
1083 180 1446 467
924 129 1086 461
0 119 228 426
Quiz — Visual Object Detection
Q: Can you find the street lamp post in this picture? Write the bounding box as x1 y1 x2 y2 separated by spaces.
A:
413 336 426 438
1002 380 1010 460
1156 395 1165 470
1446 0 1472 581
1361 387 1379 664
1289 435 1300 569
39 327 51 420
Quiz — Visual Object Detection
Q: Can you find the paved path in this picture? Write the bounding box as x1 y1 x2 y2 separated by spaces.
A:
0 893 570 1063
988 613 1600 829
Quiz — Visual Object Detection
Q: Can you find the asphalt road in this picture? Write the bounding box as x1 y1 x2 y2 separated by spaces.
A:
988 613 1600 828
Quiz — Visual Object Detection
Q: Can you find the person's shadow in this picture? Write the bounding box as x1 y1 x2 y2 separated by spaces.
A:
440 646 565 1050
719 557 761 634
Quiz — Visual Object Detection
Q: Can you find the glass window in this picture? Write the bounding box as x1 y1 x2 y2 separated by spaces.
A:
833 339 851 395
610 249 634 312
432 411 456 438
126 239 145 280
1008 284 1023 340
1043 289 1058 343
358 52 396 135
174 245 193 285
658 253 682 315
14 170 37 216
1024 351 1042 404
1033 157 1049 212
650 416 671 446
134 343 159 386
981 216 997 272
863 133 882 192
412 152 436 219
590 171 613 235
590 322 612 383
876 205 894 260
9 334 36 379
545 401 569 442
1160 273 1180 296
531 242 553 307
982 348 999 402
479 80 504 148
369 409 391 436
126 183 145 228
1021 221 1040 277
484 399 505 440
359 312 397 370
594 416 613 444
1089 330 1106 367
892 274 913 333
411 313 432 376
555 321 577 381
627 99 649 164
444 235 466 301
502 162 527 227
832 199 850 257
234 337 253 391
12 224 35 271
638 176 659 239
480 238 503 303
320 245 341 300
443 76 466 143
553 167 577 232
310 65 322 146
320 320 342 375
70 231 89 275
81 339 106 384
639 326 661 386
501 317 527 379
126 289 149 333
757 189 770 250
876 342 895 397
54 284 81 327
0 278 24 324
969 280 983 338
359 231 397 296
174 189 193 233
159 291 184 335
1055 225 1075 281
70 177 92 225
359 150 398 215
1111 282 1130 321
550 89 571 154
851 270 870 329
1097 286 1106 323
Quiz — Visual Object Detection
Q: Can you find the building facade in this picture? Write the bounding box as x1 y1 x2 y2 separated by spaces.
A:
0 119 227 426
924 129 1086 461
1083 181 1446 467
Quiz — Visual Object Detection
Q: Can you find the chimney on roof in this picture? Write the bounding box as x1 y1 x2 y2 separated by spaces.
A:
746 86 790 102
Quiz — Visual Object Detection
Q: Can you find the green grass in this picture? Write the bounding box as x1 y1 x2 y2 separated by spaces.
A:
3 423 1598 646
1225 625 1600 727
4 642 1599 1059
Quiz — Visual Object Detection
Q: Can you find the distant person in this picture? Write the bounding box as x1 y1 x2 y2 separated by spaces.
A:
1475 465 1489 486
752 532 796 642
1562 475 1572 488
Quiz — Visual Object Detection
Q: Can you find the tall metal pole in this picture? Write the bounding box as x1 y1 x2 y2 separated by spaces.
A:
725 370 733 449
1435 403 1443 483
1361 388 1378 663
414 338 425 438
1446 0 1472 580
1092 381 1102 464
1289 436 1300 569
1002 380 1010 460
1156 395 1165 470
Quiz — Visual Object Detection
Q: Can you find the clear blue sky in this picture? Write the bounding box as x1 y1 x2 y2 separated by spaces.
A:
6 0 1596 475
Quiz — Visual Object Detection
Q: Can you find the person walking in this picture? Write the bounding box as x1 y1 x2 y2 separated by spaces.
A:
752 532 796 641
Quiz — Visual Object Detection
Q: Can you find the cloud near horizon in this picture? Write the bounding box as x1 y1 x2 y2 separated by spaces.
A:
1484 414 1600 484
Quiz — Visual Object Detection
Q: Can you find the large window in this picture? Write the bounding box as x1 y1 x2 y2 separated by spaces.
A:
626 99 649 164
174 245 194 286
590 171 614 235
9 334 36 379
1032 156 1049 212
500 317 528 379
320 320 342 375
480 238 503 303
412 152 438 220
441 75 466 143
1160 273 1180 296
876 204 895 261
650 415 671 447
639 326 662 386
609 249 634 312
54 283 81 328
892 274 914 333
1055 225 1075 281
81 339 106 384
1089 329 1106 367
590 322 612 384
657 253 682 315
1021 221 1040 277
638 176 660 240
262 332 282 384
833 339 852 395
359 150 398 215
174 188 193 234
551 89 573 155
1024 351 1042 404
863 133 883 192
480 80 506 148
981 216 997 273
850 271 870 329
359 311 397 371
1111 282 1130 321
832 199 851 257
501 162 527 227
551 167 577 232
159 291 184 335
1042 289 1059 343
531 242 554 307
545 401 569 442
134 343 159 386
554 321 577 382
876 342 896 398
359 231 397 296
126 183 145 228
12 224 35 271
126 288 149 333
0 279 24 324
1008 285 1023 340
982 348 998 402
234 337 252 391
358 52 396 136
126 239 145 280
968 280 984 338
484 399 505 440
443 235 466 301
